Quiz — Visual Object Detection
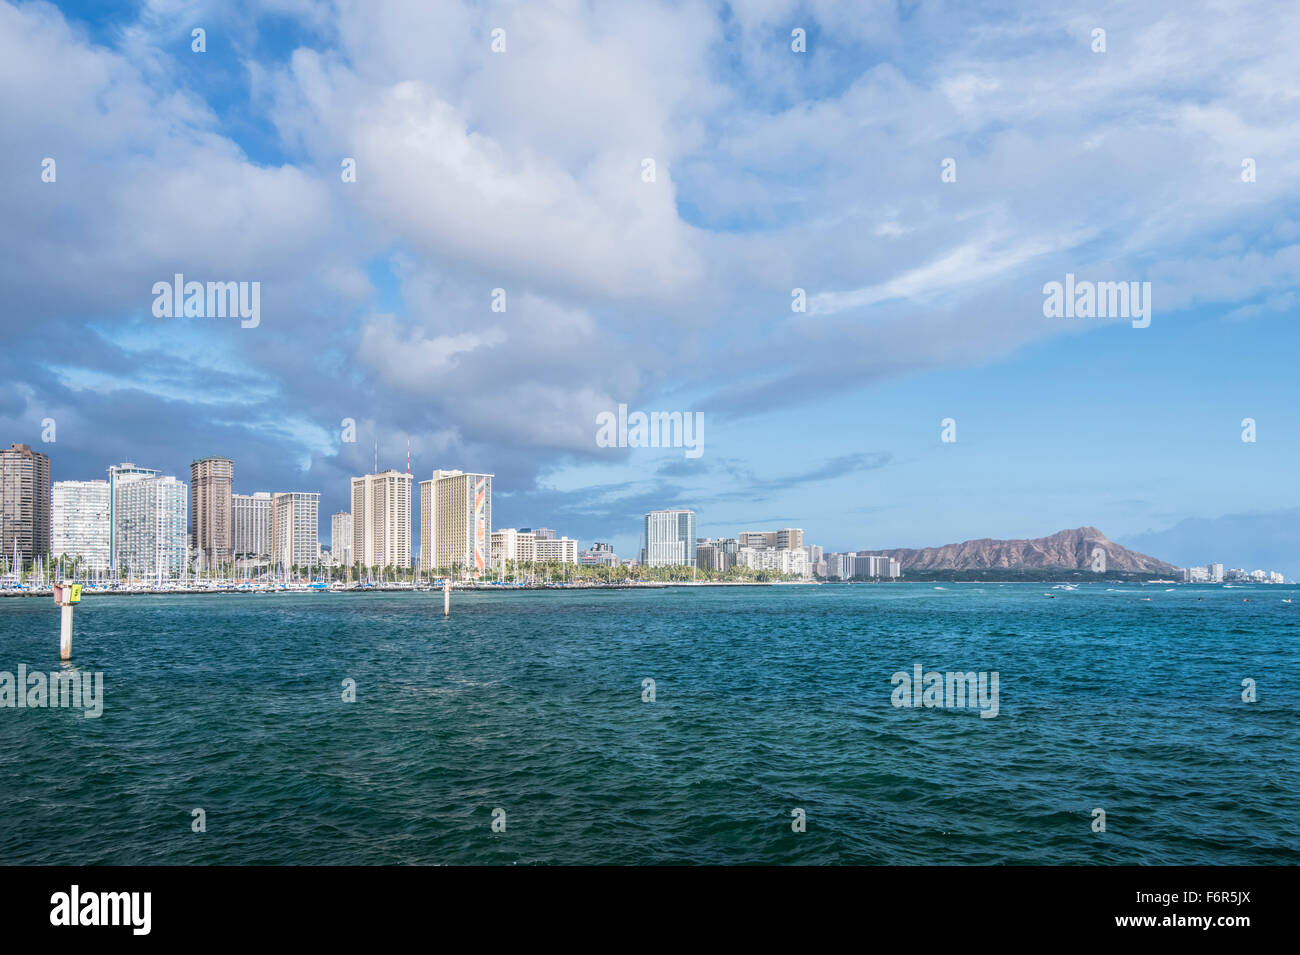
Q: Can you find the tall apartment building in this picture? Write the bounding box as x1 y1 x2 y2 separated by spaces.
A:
331 511 353 566
107 462 159 569
854 554 901 579
113 472 187 578
350 471 412 569
695 537 738 572
190 456 234 568
643 509 696 567
232 492 273 559
737 546 810 576
0 443 51 562
271 492 319 568
857 554 887 577
420 470 492 574
825 552 856 580
738 528 803 550
52 479 110 571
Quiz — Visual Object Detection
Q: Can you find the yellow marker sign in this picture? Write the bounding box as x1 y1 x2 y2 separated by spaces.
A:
69 584 81 603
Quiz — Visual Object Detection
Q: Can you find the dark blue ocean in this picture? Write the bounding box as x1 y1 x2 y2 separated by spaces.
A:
1 583 1296 865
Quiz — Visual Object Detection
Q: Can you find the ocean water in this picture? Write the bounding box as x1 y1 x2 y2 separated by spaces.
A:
0 583 1296 865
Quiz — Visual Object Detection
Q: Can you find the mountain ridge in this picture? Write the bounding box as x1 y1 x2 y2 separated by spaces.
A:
872 526 1180 574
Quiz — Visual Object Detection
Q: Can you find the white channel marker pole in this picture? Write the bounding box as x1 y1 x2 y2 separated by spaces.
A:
60 603 73 660
55 581 76 660
444 578 451 616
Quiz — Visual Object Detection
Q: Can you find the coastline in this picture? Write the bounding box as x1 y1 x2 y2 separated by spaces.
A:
2 578 1285 598
0 579 822 597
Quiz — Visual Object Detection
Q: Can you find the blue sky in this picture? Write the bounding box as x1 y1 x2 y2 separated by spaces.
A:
3 0 1299 574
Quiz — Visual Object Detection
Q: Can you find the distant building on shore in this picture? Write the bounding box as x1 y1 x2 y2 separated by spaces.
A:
490 528 576 565
271 492 319 568
822 552 900 580
0 443 51 563
492 528 529 563
420 470 492 575
107 462 158 570
535 536 578 564
738 528 803 551
578 542 620 567
110 466 187 578
52 479 110 571
232 491 272 560
351 470 412 569
1182 563 1224 583
737 546 809 576
696 537 738 572
1187 563 1284 584
190 456 234 569
643 509 696 567
331 511 353 567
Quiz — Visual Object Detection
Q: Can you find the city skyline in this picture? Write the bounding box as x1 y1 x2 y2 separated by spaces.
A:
3 442 1290 582
3 1 1300 576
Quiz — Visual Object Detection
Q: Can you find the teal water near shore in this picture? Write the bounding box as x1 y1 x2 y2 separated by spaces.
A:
0 583 1296 865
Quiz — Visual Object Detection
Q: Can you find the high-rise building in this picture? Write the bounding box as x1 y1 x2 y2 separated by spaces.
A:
737 546 810 576
52 480 110 571
271 492 319 569
190 456 233 568
331 511 353 566
107 462 158 569
695 537 738 572
232 492 273 559
847 553 901 579
738 528 803 550
0 443 51 563
776 528 803 550
420 470 492 574
825 552 856 579
113 473 187 578
521 527 556 540
643 509 696 567
350 471 412 569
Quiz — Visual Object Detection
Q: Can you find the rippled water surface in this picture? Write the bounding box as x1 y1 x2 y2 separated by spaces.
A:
1 583 1296 864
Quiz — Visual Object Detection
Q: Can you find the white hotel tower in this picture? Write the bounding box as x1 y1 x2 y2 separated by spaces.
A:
642 509 696 567
106 462 187 578
52 479 110 571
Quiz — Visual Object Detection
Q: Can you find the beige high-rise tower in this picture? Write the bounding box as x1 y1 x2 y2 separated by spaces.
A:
350 470 412 569
419 469 492 575
0 443 51 562
190 456 233 568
